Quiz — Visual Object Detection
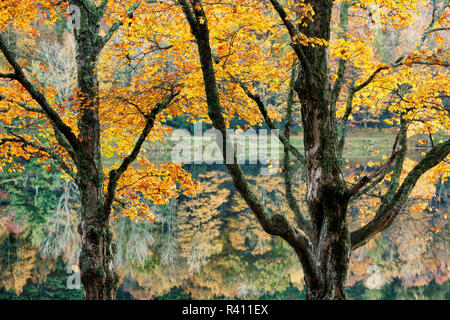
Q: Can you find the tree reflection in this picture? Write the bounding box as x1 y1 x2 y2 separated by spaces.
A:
0 159 447 299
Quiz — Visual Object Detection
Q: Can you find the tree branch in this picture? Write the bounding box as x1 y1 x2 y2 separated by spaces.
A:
348 149 400 197
0 133 76 180
282 62 312 236
351 113 408 198
103 92 178 215
99 1 142 47
0 34 81 156
97 0 109 16
268 0 313 79
419 0 449 46
338 61 404 155
0 73 17 80
330 1 350 110
236 80 307 167
336 0 448 156
351 138 450 250
348 114 409 198
0 94 44 113
178 0 200 35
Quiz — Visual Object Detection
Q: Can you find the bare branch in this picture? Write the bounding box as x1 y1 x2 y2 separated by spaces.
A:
0 34 81 156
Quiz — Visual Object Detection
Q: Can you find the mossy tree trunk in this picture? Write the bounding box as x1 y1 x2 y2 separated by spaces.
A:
292 0 350 300
71 1 118 300
71 0 151 299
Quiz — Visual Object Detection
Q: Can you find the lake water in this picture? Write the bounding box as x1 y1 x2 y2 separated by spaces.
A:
0 139 448 300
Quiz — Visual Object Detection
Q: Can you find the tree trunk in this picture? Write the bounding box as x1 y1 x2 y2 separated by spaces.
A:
298 76 351 300
293 0 351 300
304 213 351 300
73 4 118 299
78 179 118 300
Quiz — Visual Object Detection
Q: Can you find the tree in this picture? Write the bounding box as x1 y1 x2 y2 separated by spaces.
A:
0 0 198 299
177 0 449 299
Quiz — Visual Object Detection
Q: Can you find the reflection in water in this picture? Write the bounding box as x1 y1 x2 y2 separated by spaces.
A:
0 159 448 299
40 180 80 267
365 265 385 289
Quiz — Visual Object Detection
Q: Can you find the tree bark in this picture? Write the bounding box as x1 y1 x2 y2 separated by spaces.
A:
304 214 350 300
78 180 118 300
73 2 118 300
